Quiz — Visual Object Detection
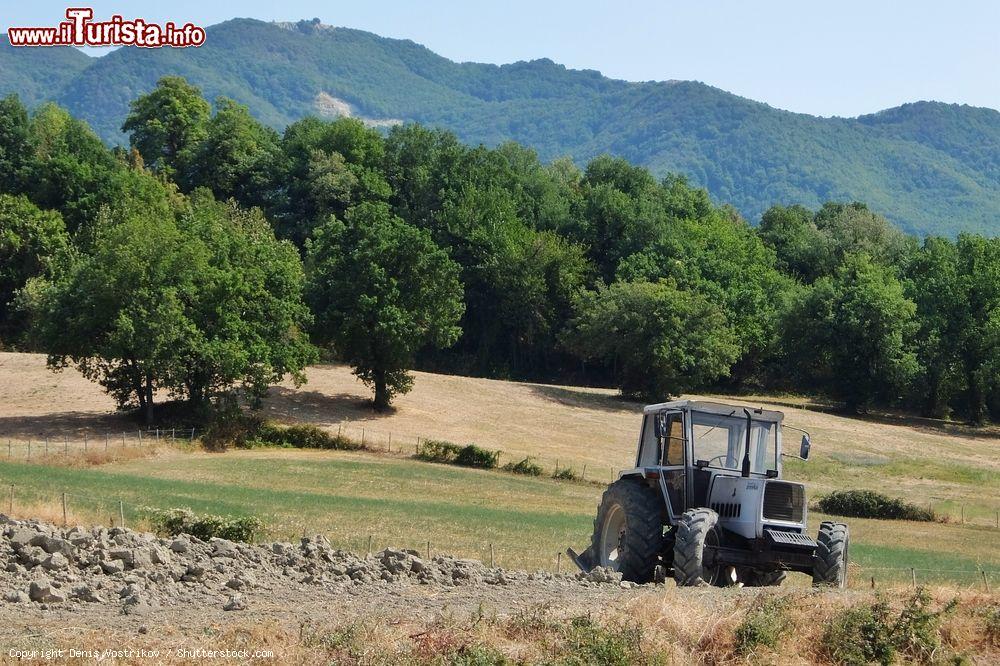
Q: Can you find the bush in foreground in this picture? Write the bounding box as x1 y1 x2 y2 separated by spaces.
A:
734 595 789 656
415 440 500 469
145 507 263 543
822 589 957 665
816 489 937 521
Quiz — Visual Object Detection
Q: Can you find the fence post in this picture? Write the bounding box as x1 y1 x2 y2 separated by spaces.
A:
27 439 31 459
61 492 67 525
387 432 392 453
119 500 125 529
961 505 965 524
121 433 125 449
982 567 991 592
490 543 495 568
426 540 431 560
361 429 366 447
6 439 10 459
84 434 88 452
910 568 917 588
172 428 175 441
557 551 562 574
582 464 587 481
137 430 142 446
45 437 49 455
190 427 195 442
367 535 373 556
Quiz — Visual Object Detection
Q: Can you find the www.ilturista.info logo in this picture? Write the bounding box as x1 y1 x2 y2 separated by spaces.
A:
7 8 206 48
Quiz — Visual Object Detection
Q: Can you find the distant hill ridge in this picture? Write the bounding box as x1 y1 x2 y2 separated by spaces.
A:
1 18 998 237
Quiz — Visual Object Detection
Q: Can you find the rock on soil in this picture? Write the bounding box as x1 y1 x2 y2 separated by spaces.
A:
0 516 633 613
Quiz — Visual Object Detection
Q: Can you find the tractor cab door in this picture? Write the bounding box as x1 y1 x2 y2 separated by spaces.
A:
654 411 687 518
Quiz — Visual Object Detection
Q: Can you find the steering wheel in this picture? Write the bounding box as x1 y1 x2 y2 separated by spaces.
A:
706 455 728 468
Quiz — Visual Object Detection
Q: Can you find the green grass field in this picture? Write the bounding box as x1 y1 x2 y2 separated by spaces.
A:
1 448 996 585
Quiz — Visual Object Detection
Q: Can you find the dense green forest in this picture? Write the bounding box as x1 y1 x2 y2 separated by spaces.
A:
0 78 998 424
1 18 998 237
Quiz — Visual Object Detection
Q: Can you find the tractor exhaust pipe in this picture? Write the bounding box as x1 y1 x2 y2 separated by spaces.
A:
741 408 753 478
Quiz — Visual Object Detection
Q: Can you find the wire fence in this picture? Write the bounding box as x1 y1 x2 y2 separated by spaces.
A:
1 428 197 461
331 421 617 482
1 421 998 529
1 478 997 588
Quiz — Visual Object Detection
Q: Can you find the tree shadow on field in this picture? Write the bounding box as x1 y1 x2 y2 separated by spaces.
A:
703 393 1000 440
0 411 133 441
525 383 641 414
262 387 394 426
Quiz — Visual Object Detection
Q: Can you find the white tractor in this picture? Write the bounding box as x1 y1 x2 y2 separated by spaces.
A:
569 400 849 587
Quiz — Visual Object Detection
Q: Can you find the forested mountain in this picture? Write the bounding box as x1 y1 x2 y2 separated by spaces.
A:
0 37 90 107
1 18 997 236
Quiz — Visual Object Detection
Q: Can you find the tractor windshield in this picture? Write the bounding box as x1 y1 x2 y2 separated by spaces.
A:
690 410 777 475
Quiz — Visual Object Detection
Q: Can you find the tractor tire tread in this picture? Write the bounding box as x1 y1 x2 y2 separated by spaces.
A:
812 521 849 587
673 507 719 587
588 479 664 583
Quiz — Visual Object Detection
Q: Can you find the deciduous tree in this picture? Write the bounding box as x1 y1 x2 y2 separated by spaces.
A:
305 203 463 409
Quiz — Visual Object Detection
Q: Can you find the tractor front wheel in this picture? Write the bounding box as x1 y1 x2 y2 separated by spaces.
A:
589 479 664 583
812 521 850 587
673 508 722 586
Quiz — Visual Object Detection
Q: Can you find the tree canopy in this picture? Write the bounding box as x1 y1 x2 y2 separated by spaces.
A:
305 203 463 408
2 77 998 422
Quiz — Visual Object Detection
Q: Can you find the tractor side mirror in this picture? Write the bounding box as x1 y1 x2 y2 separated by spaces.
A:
799 434 811 460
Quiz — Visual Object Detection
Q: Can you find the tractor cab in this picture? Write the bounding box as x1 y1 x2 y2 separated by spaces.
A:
635 401 794 516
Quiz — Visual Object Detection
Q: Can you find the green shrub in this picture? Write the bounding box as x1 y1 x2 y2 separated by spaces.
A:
984 605 1000 647
822 589 956 665
734 596 789 656
201 405 263 451
416 440 499 469
563 616 643 666
816 489 937 521
823 598 896 665
454 445 500 469
892 589 957 662
415 439 463 463
145 507 263 543
552 467 578 481
503 457 543 476
448 644 509 666
256 422 363 451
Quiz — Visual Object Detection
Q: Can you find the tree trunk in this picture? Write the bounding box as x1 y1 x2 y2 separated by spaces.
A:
143 372 155 426
923 371 942 418
969 370 986 425
373 373 390 411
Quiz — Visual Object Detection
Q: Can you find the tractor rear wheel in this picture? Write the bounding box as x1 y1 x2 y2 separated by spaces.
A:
673 508 722 587
812 521 850 587
589 479 664 583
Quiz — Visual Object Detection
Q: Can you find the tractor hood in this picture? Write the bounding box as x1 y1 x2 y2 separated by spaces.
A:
709 476 807 539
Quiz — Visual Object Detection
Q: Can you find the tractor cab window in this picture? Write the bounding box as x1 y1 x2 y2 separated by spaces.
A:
661 413 685 465
690 411 777 474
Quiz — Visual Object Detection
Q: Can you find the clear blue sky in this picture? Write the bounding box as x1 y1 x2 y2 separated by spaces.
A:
6 1 998 117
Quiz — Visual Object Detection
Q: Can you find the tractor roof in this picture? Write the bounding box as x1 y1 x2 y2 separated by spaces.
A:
642 399 784 423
